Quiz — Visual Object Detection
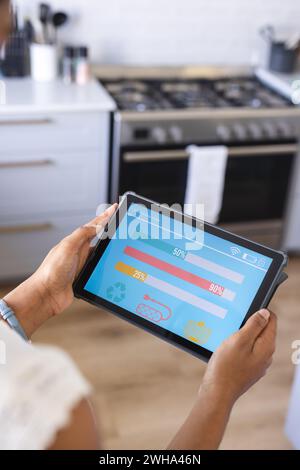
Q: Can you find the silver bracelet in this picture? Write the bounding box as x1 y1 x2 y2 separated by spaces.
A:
0 299 29 341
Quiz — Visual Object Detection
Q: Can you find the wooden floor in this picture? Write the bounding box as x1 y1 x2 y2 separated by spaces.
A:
1 257 300 449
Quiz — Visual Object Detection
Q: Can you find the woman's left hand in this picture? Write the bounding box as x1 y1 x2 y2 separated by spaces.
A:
3 204 117 337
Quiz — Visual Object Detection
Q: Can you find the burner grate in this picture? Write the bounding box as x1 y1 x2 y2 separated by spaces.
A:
101 77 291 111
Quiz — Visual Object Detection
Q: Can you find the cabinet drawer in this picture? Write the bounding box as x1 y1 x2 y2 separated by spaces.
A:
0 213 95 281
0 151 107 219
0 112 106 153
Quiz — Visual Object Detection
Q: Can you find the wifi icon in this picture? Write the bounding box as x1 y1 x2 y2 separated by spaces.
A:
230 246 241 256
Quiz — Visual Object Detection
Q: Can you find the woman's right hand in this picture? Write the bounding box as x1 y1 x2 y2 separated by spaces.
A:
168 309 277 450
200 309 277 406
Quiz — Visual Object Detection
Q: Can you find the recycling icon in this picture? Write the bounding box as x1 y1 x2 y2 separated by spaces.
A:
106 282 126 303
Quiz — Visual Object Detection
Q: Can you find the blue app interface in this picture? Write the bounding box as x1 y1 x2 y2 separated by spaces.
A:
85 204 272 352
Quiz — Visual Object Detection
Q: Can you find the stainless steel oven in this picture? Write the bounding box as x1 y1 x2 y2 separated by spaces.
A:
97 67 300 249
117 141 298 247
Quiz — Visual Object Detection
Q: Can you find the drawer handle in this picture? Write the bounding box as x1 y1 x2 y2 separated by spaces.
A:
0 159 54 169
0 223 53 234
0 118 54 126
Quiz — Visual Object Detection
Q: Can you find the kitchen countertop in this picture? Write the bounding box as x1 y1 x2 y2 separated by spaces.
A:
92 63 253 80
0 78 116 115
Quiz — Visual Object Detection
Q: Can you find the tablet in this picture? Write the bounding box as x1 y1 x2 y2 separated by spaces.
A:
74 192 288 361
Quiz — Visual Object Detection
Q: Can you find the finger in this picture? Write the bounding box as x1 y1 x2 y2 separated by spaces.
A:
239 309 270 348
253 312 277 356
76 206 118 272
63 225 98 251
63 204 118 251
77 240 93 274
84 204 118 241
84 204 118 229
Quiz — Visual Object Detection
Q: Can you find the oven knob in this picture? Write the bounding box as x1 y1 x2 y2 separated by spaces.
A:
152 126 167 143
169 125 183 143
232 123 247 140
247 123 263 140
277 121 292 138
216 124 231 142
262 121 277 139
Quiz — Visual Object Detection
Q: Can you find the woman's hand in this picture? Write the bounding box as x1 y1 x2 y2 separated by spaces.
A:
168 309 277 450
32 204 117 316
200 309 277 406
3 204 117 337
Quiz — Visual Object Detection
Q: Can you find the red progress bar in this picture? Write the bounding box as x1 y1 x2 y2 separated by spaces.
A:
124 245 225 297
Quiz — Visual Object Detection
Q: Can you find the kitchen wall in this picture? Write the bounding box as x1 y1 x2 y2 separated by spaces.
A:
18 0 300 65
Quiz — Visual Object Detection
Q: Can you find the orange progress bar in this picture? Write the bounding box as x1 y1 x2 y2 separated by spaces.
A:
115 261 147 282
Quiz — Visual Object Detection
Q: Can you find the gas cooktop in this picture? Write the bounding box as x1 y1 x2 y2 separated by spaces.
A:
101 77 291 111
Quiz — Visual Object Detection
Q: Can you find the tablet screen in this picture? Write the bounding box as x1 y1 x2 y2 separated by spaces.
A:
84 203 273 353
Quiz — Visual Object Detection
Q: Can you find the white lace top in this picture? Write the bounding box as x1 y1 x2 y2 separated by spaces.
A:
0 322 92 450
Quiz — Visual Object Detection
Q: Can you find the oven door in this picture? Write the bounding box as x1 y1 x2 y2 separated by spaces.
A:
119 142 298 246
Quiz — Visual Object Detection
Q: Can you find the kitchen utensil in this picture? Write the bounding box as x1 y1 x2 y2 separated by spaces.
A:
39 3 52 44
13 5 19 32
1 4 30 77
259 24 275 43
52 12 68 29
52 12 69 43
24 19 35 43
286 33 300 50
31 16 43 44
260 24 299 73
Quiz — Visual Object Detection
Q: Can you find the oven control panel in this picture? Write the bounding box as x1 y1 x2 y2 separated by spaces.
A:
122 115 298 146
217 121 295 141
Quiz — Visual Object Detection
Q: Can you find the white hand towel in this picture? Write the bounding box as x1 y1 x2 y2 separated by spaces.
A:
184 145 228 224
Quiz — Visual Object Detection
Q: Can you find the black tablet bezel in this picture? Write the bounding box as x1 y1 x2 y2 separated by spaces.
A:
74 192 287 361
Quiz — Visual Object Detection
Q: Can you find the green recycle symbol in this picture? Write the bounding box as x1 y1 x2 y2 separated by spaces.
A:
106 282 126 303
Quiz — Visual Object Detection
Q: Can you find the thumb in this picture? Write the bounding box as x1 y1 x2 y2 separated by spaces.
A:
64 204 118 251
240 309 270 345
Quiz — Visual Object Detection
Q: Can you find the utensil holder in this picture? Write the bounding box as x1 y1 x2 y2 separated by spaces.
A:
269 42 298 73
30 43 57 82
0 31 30 77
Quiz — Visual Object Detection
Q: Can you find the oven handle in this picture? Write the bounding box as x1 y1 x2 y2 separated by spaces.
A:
123 143 299 162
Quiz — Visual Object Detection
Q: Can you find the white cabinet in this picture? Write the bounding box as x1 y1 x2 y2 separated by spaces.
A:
0 112 102 153
0 149 106 219
283 150 300 252
0 214 95 280
0 110 111 281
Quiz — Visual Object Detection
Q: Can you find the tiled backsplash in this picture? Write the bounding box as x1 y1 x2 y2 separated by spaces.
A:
19 0 300 65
